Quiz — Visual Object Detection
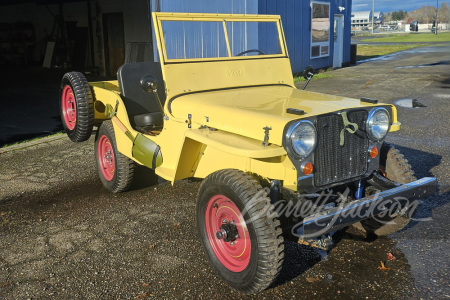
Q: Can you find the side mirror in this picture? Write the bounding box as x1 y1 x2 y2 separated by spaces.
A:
140 74 158 93
301 66 315 90
302 66 315 80
140 74 164 112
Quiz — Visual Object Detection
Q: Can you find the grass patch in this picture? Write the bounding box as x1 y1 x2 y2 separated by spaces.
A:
0 132 64 148
357 44 426 61
361 32 450 43
294 73 335 83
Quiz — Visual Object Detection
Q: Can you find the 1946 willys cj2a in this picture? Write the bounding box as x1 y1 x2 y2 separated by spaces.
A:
59 13 436 294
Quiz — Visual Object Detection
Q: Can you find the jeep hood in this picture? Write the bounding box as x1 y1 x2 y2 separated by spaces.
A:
169 85 381 146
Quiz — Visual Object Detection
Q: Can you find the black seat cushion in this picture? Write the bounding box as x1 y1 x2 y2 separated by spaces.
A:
134 112 163 128
117 62 166 128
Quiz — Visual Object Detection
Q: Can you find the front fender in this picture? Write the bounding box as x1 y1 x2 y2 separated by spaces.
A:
185 129 286 159
173 129 296 188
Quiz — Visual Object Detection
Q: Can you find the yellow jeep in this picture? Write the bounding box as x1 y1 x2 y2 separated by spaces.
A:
59 13 436 294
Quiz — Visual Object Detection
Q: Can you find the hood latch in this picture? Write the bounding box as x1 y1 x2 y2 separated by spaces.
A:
262 126 272 147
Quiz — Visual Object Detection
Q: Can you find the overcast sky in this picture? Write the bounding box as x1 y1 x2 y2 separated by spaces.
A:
352 0 447 13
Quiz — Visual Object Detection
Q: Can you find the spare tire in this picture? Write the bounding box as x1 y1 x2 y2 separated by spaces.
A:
59 72 95 142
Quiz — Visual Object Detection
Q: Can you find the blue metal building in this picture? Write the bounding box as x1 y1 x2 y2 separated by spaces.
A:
151 0 353 74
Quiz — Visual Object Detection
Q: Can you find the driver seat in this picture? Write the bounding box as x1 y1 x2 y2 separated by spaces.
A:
117 62 166 132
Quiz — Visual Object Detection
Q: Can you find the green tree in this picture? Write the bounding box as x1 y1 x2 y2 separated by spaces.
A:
391 10 408 21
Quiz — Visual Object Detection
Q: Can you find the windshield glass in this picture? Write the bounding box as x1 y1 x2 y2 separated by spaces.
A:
162 21 229 59
226 21 281 56
161 19 283 60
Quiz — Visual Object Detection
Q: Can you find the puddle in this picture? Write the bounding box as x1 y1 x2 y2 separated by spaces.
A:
394 60 450 69
435 93 450 98
395 99 427 108
394 65 431 69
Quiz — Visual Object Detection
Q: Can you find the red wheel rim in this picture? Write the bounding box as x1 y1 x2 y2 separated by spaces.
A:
61 85 77 130
205 195 251 272
97 135 115 181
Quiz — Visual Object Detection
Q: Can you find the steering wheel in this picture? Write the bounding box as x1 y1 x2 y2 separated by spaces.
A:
235 49 265 56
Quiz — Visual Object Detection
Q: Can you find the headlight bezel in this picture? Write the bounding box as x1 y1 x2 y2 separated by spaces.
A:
286 120 317 159
366 107 390 141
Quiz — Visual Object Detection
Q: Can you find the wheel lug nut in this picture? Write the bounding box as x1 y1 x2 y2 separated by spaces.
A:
222 219 227 224
230 241 235 246
235 234 239 239
230 220 235 225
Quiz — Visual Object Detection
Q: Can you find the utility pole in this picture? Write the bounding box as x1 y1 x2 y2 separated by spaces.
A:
436 0 438 35
371 0 375 34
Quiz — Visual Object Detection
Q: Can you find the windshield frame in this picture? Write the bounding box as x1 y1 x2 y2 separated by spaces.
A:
154 13 288 64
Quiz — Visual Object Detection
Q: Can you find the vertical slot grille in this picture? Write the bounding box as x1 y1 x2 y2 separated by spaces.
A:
314 110 369 187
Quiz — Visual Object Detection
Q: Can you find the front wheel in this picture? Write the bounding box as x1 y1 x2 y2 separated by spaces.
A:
95 121 135 193
196 169 284 294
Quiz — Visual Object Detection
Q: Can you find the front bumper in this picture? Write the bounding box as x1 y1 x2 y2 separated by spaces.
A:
295 177 437 239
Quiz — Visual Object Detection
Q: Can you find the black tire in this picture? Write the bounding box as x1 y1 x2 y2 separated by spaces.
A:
196 169 284 294
356 142 417 236
379 142 416 184
95 121 135 193
60 72 95 142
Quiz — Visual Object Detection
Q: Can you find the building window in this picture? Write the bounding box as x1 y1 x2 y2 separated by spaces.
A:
311 1 330 58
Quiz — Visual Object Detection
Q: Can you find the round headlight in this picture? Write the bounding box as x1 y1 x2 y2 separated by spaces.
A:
367 108 390 141
287 121 317 158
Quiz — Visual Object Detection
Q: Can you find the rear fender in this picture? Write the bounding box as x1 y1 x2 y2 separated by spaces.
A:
90 84 137 160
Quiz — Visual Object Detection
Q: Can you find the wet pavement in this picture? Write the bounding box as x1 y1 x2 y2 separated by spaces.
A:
304 43 450 299
0 137 418 299
1 44 450 298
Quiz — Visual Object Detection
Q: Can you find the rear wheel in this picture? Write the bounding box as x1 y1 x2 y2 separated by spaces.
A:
95 121 135 193
356 142 417 236
196 169 284 294
59 72 95 142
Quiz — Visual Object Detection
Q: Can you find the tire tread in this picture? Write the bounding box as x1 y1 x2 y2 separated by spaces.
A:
60 72 95 142
96 121 135 193
197 169 284 294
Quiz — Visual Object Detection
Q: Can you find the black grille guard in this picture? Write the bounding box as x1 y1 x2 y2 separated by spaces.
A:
294 177 437 239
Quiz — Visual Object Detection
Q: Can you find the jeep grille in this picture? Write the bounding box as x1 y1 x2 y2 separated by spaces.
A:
314 110 369 187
